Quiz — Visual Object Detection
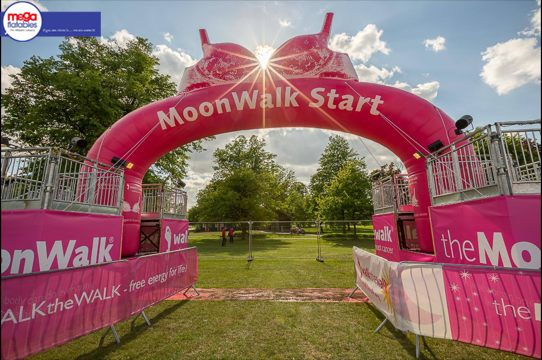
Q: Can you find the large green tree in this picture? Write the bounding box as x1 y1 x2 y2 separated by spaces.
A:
1 36 209 184
317 159 372 233
188 135 308 236
308 135 361 215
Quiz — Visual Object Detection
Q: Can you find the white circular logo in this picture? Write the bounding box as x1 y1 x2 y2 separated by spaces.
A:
3 2 42 42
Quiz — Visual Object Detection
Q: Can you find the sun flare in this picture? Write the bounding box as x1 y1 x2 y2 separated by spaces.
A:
254 45 275 69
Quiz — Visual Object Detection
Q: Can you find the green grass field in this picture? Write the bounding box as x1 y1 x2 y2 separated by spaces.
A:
29 229 530 360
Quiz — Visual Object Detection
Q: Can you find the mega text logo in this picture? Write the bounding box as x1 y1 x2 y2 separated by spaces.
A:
2 2 42 41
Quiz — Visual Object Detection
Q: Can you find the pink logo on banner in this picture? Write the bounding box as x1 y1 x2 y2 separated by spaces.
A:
373 213 401 262
442 266 541 358
431 196 541 269
159 219 189 253
1 210 123 275
1 248 198 360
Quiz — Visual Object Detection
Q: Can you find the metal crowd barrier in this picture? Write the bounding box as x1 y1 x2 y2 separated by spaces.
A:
1 147 124 215
141 184 187 219
372 174 412 214
189 219 374 262
426 120 541 205
0 247 199 359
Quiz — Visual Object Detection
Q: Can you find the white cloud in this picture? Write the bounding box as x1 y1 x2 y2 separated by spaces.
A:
152 45 198 88
1 65 21 95
423 36 447 52
328 24 391 63
423 73 430 78
164 32 173 44
100 29 136 48
354 65 401 84
184 171 212 209
279 19 292 27
520 0 541 37
391 81 440 102
1 65 22 117
411 81 440 101
1 0 48 11
480 37 541 95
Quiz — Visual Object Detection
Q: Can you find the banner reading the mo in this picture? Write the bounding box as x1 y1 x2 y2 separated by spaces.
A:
353 247 541 358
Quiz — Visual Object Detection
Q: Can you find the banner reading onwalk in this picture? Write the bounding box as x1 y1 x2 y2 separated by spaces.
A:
1 247 198 360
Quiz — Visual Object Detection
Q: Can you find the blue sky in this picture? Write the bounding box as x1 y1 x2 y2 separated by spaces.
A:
1 1 541 207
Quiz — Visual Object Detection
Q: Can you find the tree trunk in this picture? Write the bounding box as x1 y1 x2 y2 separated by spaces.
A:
352 211 356 236
241 223 247 239
342 210 346 234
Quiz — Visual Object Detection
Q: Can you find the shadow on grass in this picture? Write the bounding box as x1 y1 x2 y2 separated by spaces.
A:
321 236 375 252
365 302 439 360
75 301 189 360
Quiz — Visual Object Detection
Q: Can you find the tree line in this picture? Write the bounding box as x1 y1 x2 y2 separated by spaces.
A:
188 134 376 227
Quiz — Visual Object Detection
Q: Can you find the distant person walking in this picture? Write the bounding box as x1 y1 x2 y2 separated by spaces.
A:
229 228 235 244
222 227 227 247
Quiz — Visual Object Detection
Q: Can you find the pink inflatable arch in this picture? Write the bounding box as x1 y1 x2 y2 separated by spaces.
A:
87 13 458 256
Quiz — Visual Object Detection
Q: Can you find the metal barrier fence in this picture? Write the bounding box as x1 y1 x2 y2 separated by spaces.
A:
163 187 188 218
141 183 188 219
372 174 412 214
495 121 541 193
189 220 374 261
141 184 163 214
1 147 124 215
372 178 394 214
426 120 541 205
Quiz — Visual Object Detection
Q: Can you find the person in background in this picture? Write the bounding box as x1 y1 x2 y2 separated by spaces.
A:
222 227 227 247
229 228 235 244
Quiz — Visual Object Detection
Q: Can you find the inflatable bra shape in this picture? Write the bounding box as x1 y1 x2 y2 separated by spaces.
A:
178 13 358 94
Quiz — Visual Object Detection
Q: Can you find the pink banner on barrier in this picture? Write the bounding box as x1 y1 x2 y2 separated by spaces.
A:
372 213 401 262
443 266 541 358
354 247 541 357
159 219 189 253
1 210 123 275
0 248 198 360
430 196 541 269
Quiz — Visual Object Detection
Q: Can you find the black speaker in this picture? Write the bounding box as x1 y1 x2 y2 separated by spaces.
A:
427 139 444 153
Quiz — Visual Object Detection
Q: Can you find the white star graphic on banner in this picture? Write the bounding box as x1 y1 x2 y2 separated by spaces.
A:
488 289 494 294
472 292 478 297
476 339 481 343
483 323 488 326
474 307 480 312
462 316 468 321
450 283 460 292
519 271 524 275
466 297 471 302
460 270 471 280
456 296 461 301
523 347 529 351
489 274 500 283
517 327 523 331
